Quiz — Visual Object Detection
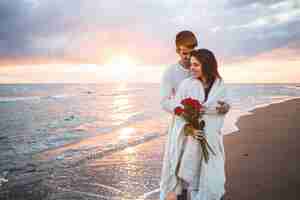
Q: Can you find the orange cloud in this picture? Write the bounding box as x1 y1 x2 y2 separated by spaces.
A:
64 27 175 65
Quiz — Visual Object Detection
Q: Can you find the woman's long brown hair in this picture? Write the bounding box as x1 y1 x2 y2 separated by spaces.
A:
190 49 221 85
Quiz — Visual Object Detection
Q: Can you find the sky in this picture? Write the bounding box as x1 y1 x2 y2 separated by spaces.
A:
0 0 300 83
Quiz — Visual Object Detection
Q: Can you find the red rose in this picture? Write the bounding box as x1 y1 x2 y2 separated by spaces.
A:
191 99 202 111
174 106 184 116
181 97 193 106
181 98 202 112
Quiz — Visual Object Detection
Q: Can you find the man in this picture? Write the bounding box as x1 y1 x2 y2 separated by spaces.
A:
160 30 196 114
160 30 229 200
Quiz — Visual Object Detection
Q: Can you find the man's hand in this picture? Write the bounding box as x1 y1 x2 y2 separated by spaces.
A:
216 101 230 114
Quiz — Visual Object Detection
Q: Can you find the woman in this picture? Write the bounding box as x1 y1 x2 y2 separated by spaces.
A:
160 49 228 200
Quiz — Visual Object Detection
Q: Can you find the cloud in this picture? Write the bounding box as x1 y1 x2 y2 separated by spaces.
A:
0 0 300 65
227 0 289 8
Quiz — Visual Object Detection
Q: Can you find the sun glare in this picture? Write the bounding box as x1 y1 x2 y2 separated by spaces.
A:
104 55 137 80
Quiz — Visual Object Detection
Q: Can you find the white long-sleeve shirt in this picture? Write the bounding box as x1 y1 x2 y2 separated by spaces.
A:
160 63 191 114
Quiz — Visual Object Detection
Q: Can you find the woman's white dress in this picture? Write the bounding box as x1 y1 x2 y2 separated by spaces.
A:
160 77 228 200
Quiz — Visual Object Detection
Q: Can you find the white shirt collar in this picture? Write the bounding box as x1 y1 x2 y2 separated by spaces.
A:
177 62 190 72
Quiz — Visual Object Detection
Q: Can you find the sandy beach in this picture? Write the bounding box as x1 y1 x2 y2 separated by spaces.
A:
224 98 300 200
1 98 300 200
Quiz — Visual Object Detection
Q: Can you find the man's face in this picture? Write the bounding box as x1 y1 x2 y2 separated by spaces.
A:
177 45 194 68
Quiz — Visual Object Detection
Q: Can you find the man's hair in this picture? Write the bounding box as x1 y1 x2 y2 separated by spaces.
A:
175 30 198 49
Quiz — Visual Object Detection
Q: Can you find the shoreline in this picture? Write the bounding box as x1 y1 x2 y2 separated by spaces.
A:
223 96 300 135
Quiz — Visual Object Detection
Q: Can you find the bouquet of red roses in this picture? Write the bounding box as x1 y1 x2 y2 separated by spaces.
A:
174 97 215 163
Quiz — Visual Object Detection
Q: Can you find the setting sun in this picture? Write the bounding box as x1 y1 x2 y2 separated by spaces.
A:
103 55 137 80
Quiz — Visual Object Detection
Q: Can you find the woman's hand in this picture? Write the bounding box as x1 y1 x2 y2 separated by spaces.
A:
199 107 206 115
193 129 205 141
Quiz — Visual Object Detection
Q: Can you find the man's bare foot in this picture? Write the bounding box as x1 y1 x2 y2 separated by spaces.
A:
166 192 177 200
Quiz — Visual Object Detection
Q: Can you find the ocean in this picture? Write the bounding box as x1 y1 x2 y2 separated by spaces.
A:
1 83 300 160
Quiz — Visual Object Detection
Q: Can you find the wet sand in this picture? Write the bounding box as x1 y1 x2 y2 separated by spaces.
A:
1 99 300 199
224 98 300 200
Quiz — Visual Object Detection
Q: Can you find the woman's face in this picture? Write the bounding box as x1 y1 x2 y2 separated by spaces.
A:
190 56 203 79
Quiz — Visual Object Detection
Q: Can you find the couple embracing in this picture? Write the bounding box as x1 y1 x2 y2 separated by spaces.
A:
159 31 230 200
